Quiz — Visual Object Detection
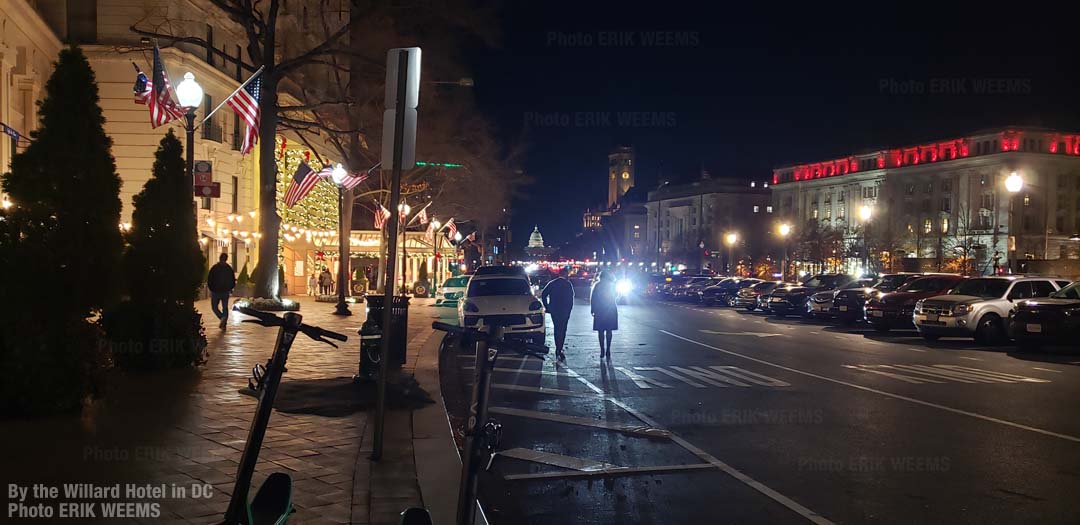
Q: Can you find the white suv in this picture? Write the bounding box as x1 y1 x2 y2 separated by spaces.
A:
914 276 1068 344
458 273 546 345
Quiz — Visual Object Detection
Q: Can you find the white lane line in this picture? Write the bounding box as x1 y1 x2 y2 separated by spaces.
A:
905 347 928 353
563 365 833 525
504 463 716 481
661 330 1080 444
497 447 618 471
615 366 673 389
843 365 942 384
1032 367 1063 373
487 407 671 439
957 356 984 362
492 367 575 377
492 383 599 398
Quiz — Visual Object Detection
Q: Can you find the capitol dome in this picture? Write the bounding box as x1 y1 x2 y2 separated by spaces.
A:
527 225 545 248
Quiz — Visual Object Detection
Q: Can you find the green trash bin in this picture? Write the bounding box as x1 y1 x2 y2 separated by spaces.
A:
364 295 410 365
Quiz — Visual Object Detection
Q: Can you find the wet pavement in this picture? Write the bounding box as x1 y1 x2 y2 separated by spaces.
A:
438 297 1080 524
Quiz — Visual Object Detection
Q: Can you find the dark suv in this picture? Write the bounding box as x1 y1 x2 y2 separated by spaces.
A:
832 274 922 324
864 274 966 332
768 274 855 317
1009 280 1080 350
701 278 761 306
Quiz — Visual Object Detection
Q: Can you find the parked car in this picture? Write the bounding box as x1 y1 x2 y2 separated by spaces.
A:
864 274 967 331
736 281 785 311
458 272 545 345
672 276 717 301
658 276 690 298
701 278 760 306
1009 280 1080 351
914 276 1068 344
769 274 856 317
472 265 528 277
832 274 923 324
435 275 469 306
808 278 875 320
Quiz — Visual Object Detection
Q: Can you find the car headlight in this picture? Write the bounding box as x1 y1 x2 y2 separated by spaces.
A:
464 302 479 312
914 299 924 314
616 279 633 296
949 304 972 316
529 300 543 311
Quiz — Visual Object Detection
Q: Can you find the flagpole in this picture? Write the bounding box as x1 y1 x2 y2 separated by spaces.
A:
405 201 433 228
199 65 265 128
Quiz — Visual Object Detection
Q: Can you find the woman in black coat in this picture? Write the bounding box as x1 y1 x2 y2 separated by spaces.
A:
590 271 619 359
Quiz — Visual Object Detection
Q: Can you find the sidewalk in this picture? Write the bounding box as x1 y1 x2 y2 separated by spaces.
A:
2 296 459 525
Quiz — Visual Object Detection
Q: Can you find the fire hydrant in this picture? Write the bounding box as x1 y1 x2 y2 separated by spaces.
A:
354 318 382 383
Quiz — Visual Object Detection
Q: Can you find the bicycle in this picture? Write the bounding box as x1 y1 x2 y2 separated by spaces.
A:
219 306 348 525
425 320 549 525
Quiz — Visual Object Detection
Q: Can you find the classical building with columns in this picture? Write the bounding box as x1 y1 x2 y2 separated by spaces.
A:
771 126 1080 276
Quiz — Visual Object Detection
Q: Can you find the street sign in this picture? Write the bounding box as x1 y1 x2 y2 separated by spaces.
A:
381 108 416 170
384 47 422 110
195 182 221 198
194 160 213 187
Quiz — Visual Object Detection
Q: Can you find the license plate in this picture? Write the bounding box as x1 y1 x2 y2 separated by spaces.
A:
1026 323 1042 333
925 314 938 322
839 306 848 312
872 311 884 317
771 297 782 302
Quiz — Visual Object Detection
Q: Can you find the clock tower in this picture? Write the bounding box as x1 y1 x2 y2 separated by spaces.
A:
607 146 635 209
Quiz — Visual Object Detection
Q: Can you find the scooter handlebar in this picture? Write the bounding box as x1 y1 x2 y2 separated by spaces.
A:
234 305 348 346
431 321 548 356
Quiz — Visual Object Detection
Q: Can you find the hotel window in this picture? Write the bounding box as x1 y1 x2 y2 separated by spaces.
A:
811 208 818 219
977 209 992 229
924 182 934 194
923 219 933 234
1024 194 1031 207
766 205 773 214
633 232 641 239
941 217 949 234
825 207 832 219
980 193 994 209
906 184 915 195
838 207 845 219
753 206 760 213
941 179 952 192
940 198 951 213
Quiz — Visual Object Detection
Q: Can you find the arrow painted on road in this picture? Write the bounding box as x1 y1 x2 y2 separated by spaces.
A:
698 329 784 338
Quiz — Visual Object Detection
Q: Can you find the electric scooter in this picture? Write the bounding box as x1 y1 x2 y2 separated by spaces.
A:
426 320 549 525
220 306 348 525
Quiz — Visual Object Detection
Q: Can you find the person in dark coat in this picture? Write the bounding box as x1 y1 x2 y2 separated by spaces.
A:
207 253 236 330
541 267 575 361
590 271 619 360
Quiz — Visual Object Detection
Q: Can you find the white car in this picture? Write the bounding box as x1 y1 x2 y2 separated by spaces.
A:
435 275 468 306
914 276 1068 344
458 273 546 344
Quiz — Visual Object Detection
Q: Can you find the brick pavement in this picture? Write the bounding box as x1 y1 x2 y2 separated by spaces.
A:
2 296 447 525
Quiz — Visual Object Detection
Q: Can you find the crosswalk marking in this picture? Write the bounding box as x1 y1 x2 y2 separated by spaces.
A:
846 364 1051 385
488 406 672 439
614 365 790 389
635 366 706 388
711 366 792 387
615 367 673 389
670 366 752 387
497 447 618 471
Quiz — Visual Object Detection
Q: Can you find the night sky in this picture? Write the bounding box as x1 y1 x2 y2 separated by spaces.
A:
467 3 1080 250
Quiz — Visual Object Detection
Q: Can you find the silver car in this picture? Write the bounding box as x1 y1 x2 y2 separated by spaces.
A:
914 276 1068 344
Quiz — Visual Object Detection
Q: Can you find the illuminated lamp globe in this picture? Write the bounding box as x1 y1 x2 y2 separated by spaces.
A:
1005 171 1024 193
175 72 203 109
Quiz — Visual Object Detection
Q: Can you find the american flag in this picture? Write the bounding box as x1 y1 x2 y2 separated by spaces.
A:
373 203 392 230
284 162 324 207
226 71 262 155
444 218 457 240
465 231 476 242
133 47 184 128
339 170 369 190
415 205 429 225
424 221 435 243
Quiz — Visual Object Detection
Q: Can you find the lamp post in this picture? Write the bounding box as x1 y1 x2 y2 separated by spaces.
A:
330 164 351 316
724 232 738 275
398 203 411 294
859 205 873 275
174 72 203 192
1005 171 1024 273
779 223 792 281
432 219 442 290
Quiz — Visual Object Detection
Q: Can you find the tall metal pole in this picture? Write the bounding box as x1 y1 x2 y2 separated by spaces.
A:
401 215 408 294
334 186 351 315
433 234 441 290
373 51 409 460
185 110 196 194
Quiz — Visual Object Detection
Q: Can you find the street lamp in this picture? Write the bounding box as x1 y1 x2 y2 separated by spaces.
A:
724 232 738 275
859 205 873 274
1005 171 1024 273
398 203 412 294
175 72 203 192
330 164 351 315
432 219 442 291
778 223 792 281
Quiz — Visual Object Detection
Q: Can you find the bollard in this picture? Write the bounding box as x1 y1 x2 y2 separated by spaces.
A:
354 318 382 383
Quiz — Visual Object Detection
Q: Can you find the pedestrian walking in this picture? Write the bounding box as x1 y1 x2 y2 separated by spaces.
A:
319 268 332 295
308 273 317 296
541 267 575 362
207 253 236 330
590 270 618 360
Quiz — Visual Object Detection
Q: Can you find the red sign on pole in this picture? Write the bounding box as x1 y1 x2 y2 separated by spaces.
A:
194 160 213 187
194 182 221 198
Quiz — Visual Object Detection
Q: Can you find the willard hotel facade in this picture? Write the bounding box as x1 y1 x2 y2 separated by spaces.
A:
770 127 1080 276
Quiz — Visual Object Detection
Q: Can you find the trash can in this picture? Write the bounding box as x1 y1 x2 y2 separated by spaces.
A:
364 295 410 365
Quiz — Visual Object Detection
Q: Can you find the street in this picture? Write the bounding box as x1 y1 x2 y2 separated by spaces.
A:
439 299 1080 524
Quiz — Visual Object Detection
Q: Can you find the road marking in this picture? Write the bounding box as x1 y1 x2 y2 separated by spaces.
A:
488 407 672 439
497 447 618 471
905 347 928 353
1032 367 1062 373
563 362 833 525
635 366 706 388
935 365 1050 383
712 366 792 387
492 383 598 398
661 330 1080 444
670 366 750 387
504 462 717 481
699 329 784 338
615 367 673 389
492 367 575 377
843 365 943 384
957 356 984 362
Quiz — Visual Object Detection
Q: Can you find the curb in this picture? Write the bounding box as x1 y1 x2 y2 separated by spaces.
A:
411 326 462 524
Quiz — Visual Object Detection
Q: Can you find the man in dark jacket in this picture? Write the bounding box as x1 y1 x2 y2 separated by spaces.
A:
541 267 575 361
207 253 236 329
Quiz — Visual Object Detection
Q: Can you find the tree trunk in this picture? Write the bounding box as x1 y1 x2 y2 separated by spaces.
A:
341 188 355 294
